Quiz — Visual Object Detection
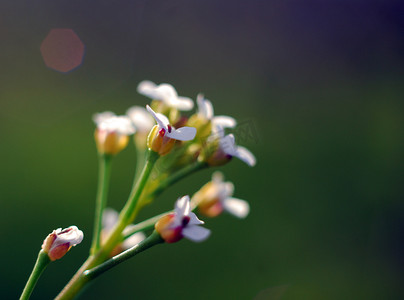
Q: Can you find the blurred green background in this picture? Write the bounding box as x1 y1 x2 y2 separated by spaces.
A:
1 1 403 299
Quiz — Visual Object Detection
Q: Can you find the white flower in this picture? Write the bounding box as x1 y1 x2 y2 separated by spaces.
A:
196 172 249 218
93 113 136 135
155 196 211 243
102 208 146 250
218 131 256 167
93 111 116 125
137 80 194 111
196 93 236 129
206 125 256 167
42 226 84 261
126 106 155 134
93 112 136 155
146 105 196 141
172 196 211 242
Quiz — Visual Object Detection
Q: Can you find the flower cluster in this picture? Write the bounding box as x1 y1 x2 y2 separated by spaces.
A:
93 80 256 166
21 80 257 300
91 79 256 240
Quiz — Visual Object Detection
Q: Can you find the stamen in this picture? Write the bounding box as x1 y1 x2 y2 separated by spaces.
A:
159 128 166 136
167 125 172 133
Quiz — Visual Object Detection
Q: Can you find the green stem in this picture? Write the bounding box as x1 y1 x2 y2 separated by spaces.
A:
84 231 163 281
122 211 171 240
54 256 95 300
20 250 50 300
150 161 207 199
99 149 159 254
55 150 159 300
134 145 146 182
120 149 159 224
90 155 112 255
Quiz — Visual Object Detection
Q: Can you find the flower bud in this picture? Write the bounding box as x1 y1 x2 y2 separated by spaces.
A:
93 113 136 156
198 186 223 218
41 226 84 261
95 129 130 155
194 181 224 217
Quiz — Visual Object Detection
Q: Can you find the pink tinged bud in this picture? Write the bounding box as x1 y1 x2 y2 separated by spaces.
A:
198 198 224 217
41 226 84 261
48 243 71 261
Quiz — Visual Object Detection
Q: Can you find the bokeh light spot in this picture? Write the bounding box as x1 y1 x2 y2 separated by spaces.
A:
40 28 85 73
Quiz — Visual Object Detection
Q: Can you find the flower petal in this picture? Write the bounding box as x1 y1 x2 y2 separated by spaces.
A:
197 94 214 119
220 134 238 156
126 106 155 133
98 116 136 135
175 196 191 218
188 212 204 225
138 81 193 110
156 83 177 100
93 111 116 125
139 82 176 102
212 116 237 128
182 225 211 242
137 80 158 98
219 182 234 200
51 226 84 248
235 146 256 167
170 96 194 111
223 197 250 218
212 171 224 184
166 126 196 141
146 105 168 130
102 208 119 230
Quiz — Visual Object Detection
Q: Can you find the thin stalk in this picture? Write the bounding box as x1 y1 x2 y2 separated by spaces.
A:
120 149 159 224
20 250 50 300
150 161 208 199
122 211 171 240
55 150 159 300
90 154 112 255
134 145 146 182
84 231 163 281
